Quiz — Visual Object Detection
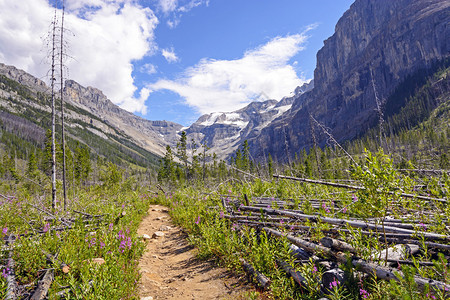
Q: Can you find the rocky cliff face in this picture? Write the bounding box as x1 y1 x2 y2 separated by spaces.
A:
0 63 48 94
63 80 182 156
249 0 450 162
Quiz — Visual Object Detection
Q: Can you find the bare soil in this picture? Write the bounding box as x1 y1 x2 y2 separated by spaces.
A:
137 204 252 300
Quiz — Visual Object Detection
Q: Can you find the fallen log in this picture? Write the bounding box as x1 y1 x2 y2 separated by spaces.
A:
30 269 54 300
263 227 333 258
43 251 70 274
273 174 448 203
276 259 307 287
334 252 450 292
240 206 447 240
240 259 271 289
5 235 17 300
320 237 356 253
265 227 450 292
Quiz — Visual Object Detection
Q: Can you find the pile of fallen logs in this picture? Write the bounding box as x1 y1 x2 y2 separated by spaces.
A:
223 187 449 295
1 208 125 300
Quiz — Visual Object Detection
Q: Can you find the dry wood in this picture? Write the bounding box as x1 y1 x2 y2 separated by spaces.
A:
276 259 307 287
274 174 448 203
43 251 70 274
240 259 271 289
73 210 105 218
337 228 448 241
320 237 356 253
5 236 17 300
264 227 333 258
334 252 450 292
30 269 54 300
240 205 447 240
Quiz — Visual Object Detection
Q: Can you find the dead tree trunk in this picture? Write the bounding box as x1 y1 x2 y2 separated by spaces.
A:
50 2 57 211
59 0 67 210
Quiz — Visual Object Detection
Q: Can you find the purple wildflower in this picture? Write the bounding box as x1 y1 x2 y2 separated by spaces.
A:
89 237 96 248
360 288 370 299
43 223 50 233
195 216 200 225
312 265 317 273
329 279 339 289
419 222 427 230
109 223 113 231
343 206 348 213
119 240 126 253
352 194 358 202
100 241 105 249
322 202 330 213
219 211 224 218
2 267 9 278
2 227 7 236
231 223 237 231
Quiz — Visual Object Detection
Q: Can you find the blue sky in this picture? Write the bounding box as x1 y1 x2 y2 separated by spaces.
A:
0 0 354 126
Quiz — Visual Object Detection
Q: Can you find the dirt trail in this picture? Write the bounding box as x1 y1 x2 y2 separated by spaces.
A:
137 204 250 300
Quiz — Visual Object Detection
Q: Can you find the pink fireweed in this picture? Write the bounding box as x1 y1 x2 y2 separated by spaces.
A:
360 288 370 299
195 216 201 225
329 279 339 289
43 223 50 233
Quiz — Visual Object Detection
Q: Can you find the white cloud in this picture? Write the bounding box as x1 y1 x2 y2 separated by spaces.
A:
161 47 179 63
149 33 310 114
158 0 178 14
140 63 157 74
162 0 209 28
0 0 158 114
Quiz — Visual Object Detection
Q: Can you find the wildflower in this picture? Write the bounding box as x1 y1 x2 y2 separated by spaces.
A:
219 211 224 218
231 223 237 231
343 206 348 213
352 194 358 202
329 279 339 289
360 288 370 299
267 205 271 209
312 265 317 273
126 237 132 249
280 220 285 225
195 216 200 225
100 241 105 249
426 293 436 299
2 227 7 236
89 237 96 248
119 240 126 253
109 223 113 231
322 202 330 213
118 230 125 240
122 204 125 209
228 190 232 194
43 223 50 233
419 222 427 230
2 267 9 278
